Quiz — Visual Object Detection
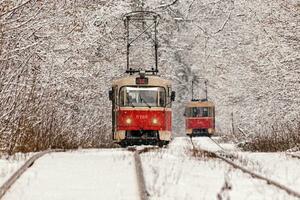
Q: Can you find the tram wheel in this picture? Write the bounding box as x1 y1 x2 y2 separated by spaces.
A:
158 141 164 147
120 141 127 148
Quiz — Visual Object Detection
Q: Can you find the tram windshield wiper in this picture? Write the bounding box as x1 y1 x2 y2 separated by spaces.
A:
126 96 135 108
129 101 135 108
140 96 151 108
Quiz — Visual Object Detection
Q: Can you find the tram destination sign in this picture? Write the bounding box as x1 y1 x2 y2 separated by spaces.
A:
136 77 148 84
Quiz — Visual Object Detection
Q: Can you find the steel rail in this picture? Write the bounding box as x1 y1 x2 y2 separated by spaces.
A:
286 153 300 160
128 146 159 200
0 149 63 199
215 152 300 198
134 151 148 200
208 137 227 153
190 138 300 198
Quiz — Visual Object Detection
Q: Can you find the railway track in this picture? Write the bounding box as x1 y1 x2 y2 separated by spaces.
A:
128 146 159 200
189 137 300 199
286 152 300 160
0 149 63 199
0 147 155 200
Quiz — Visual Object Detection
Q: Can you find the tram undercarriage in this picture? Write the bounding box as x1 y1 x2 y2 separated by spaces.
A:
117 130 170 147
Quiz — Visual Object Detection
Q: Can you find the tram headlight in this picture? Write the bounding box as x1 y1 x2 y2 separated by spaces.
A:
208 128 213 134
152 118 158 125
125 118 132 125
186 129 192 134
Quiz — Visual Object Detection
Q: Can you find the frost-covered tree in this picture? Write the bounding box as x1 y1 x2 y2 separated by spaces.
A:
0 0 299 152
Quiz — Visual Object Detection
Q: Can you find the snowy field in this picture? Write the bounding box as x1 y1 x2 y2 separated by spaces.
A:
1 137 299 200
235 152 300 193
192 137 300 194
0 153 34 186
141 137 298 200
2 150 139 200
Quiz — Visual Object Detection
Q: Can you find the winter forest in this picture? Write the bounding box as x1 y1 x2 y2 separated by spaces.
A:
0 0 299 153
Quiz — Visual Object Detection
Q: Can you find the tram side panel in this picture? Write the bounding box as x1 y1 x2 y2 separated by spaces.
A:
116 108 171 140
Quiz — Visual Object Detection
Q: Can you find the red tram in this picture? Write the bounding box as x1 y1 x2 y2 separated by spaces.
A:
185 100 215 137
184 79 215 137
109 74 175 146
109 11 175 146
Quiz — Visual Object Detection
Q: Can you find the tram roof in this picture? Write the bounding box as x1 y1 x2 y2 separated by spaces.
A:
112 75 172 87
186 100 215 107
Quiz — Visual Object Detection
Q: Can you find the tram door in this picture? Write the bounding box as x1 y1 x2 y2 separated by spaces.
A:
212 106 215 129
110 86 118 139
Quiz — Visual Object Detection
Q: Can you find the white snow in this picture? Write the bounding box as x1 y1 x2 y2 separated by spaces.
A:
141 137 298 200
192 136 237 152
235 152 300 193
2 149 139 200
0 153 34 186
1 138 300 200
192 136 300 194
192 137 300 193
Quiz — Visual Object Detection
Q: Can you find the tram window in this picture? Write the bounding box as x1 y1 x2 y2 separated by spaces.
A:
203 107 208 117
194 108 201 117
184 107 190 116
140 90 157 105
159 89 165 107
120 89 125 106
167 86 171 97
119 86 166 107
189 107 212 117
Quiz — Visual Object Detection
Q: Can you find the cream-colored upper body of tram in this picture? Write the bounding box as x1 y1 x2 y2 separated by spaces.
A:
185 101 215 108
112 75 172 89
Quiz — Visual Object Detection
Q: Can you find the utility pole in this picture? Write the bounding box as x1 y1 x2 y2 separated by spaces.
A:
204 80 208 100
231 112 235 135
192 79 194 100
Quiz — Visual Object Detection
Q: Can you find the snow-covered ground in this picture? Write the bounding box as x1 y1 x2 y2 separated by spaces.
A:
235 152 300 193
141 137 299 200
2 150 139 200
191 137 300 194
192 136 237 152
1 137 299 200
0 153 34 186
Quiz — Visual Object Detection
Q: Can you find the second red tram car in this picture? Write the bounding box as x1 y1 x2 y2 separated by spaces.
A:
184 100 215 137
109 74 175 146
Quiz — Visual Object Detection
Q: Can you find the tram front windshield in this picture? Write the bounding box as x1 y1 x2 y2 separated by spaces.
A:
120 86 165 107
185 107 213 117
